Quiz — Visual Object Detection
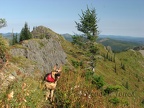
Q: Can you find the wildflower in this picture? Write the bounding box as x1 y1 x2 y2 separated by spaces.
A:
7 91 14 100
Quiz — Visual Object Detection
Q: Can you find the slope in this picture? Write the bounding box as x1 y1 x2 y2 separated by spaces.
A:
0 26 144 108
59 33 144 107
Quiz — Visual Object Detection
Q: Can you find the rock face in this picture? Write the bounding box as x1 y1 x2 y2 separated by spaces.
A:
133 46 144 50
106 46 112 53
133 46 144 56
10 26 67 75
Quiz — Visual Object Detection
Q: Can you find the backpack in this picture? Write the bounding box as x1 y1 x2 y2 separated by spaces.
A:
44 73 55 82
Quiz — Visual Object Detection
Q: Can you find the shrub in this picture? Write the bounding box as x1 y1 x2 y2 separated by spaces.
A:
71 60 83 68
92 75 104 89
71 60 79 68
141 99 144 106
89 44 98 54
125 81 129 89
104 85 121 95
109 97 120 105
55 89 71 108
84 71 94 81
0 36 9 66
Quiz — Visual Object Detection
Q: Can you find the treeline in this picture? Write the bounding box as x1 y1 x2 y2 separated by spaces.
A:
12 22 32 45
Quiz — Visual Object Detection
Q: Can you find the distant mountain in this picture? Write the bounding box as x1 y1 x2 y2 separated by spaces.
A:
1 33 20 40
61 34 144 52
99 35 144 45
61 33 73 42
98 35 144 52
97 38 141 52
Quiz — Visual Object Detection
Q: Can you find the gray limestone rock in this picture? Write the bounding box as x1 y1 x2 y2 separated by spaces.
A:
10 38 67 75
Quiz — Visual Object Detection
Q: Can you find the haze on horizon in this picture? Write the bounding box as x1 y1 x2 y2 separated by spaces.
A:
0 0 144 37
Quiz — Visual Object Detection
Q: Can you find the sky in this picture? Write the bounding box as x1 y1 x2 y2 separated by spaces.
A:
0 0 144 37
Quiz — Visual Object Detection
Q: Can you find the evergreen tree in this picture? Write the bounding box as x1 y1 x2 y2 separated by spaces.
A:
0 18 6 28
20 22 32 41
12 33 18 45
12 33 15 45
15 33 18 43
114 63 117 73
114 53 116 63
74 6 99 72
75 7 99 42
72 35 86 48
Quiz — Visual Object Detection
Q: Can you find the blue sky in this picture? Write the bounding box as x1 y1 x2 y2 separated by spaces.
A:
0 0 144 37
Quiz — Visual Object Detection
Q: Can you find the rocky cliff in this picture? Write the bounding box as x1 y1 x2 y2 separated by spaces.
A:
10 26 67 75
0 26 67 90
10 38 66 74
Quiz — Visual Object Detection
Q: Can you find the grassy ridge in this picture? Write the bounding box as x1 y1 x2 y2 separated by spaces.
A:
0 33 144 107
60 36 144 107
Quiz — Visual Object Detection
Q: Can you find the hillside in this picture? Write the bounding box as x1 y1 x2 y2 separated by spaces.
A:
97 38 141 52
61 33 144 52
0 26 144 108
99 35 144 45
60 35 144 107
0 26 67 107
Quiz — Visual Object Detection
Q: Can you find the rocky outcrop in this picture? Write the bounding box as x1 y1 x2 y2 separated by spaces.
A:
106 46 112 53
10 26 67 75
133 46 144 56
0 26 67 90
133 46 144 50
139 50 144 56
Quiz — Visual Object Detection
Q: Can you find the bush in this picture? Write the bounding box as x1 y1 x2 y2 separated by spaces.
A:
0 36 9 66
55 89 71 108
71 60 79 68
109 97 120 105
71 60 83 68
89 44 99 54
92 75 104 89
84 71 94 81
104 85 121 95
141 99 144 106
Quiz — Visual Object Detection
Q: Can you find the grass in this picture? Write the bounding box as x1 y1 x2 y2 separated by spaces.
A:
0 31 144 107
0 77 48 108
59 36 144 107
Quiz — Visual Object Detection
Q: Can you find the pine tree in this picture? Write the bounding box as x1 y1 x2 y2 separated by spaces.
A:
114 63 117 73
0 18 6 28
12 33 18 45
12 33 15 45
75 6 99 42
74 6 99 72
20 22 32 41
15 33 18 43
113 53 116 63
